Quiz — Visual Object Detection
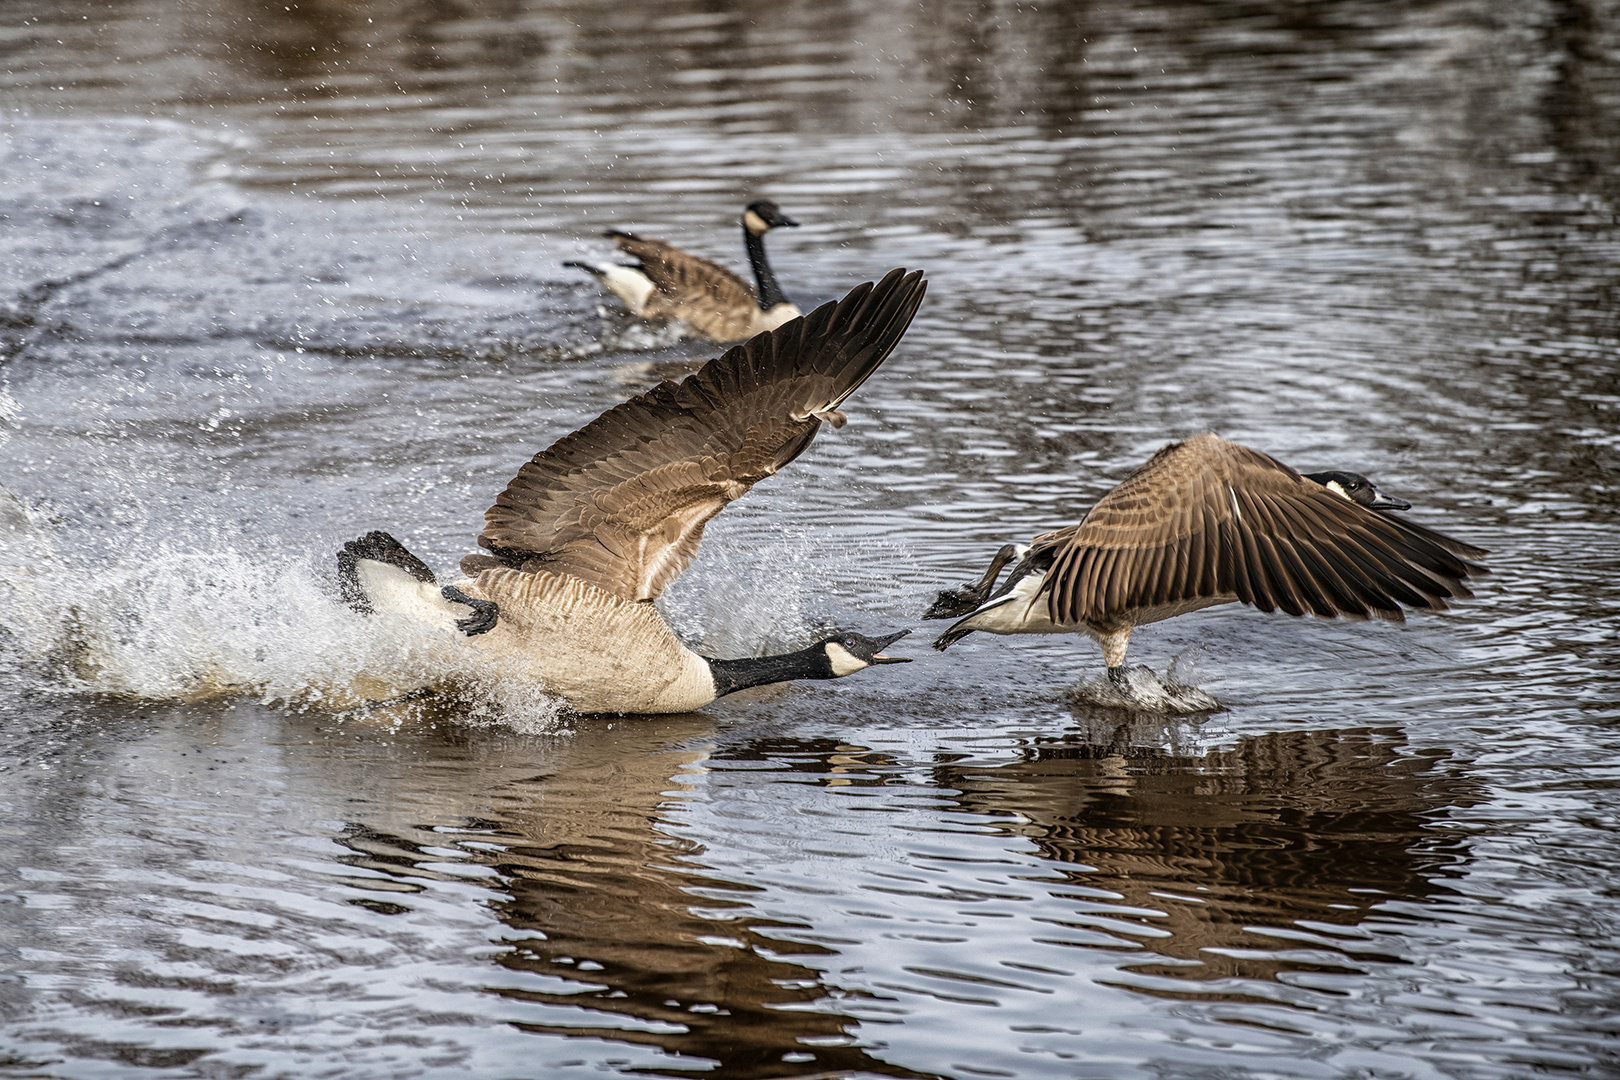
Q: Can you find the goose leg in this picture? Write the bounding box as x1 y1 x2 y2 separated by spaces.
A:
1097 628 1132 686
441 585 499 636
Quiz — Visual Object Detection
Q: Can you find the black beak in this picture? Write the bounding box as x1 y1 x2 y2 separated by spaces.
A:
1370 490 1411 511
776 212 800 228
870 629 912 664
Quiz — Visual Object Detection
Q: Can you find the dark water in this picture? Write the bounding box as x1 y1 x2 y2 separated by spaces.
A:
2 1 1619 1076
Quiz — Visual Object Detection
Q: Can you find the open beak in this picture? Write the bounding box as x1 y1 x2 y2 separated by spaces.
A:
1370 489 1411 511
871 629 913 664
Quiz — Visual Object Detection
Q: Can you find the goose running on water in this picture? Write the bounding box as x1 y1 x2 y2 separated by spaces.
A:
340 270 926 715
925 433 1487 693
566 200 802 343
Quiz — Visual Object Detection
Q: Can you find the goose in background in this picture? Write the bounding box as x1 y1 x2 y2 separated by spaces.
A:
924 433 1487 691
566 200 802 343
339 269 927 715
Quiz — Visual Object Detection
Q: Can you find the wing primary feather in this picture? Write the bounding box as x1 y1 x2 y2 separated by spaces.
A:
1046 544 1081 625
1231 513 1274 611
475 270 925 600
1099 547 1124 616
1240 491 1311 616
1247 493 1353 618
1290 537 1372 619
1079 545 1107 625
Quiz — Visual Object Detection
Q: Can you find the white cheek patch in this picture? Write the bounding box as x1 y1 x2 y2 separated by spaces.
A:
1324 480 1349 501
824 642 866 677
743 209 768 235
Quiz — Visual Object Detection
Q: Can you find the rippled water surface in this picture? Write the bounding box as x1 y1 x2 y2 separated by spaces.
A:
2 1 1619 1076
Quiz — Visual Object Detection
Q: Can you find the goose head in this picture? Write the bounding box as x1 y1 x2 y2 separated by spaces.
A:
1305 470 1411 511
744 199 799 236
822 629 913 676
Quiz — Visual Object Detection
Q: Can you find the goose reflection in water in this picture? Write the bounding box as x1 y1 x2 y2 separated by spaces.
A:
330 714 934 1080
932 718 1485 995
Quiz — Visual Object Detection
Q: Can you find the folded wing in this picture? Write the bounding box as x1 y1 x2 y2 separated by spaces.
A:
477 268 928 601
609 231 762 325
1042 433 1489 629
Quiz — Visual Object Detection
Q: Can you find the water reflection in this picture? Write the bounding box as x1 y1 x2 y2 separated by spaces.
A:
336 716 931 1079
935 717 1484 997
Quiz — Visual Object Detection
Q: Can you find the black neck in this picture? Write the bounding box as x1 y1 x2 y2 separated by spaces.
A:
743 226 790 311
707 645 831 697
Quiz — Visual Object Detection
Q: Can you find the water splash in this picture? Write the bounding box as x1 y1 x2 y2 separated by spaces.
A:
0 491 567 731
1069 653 1224 714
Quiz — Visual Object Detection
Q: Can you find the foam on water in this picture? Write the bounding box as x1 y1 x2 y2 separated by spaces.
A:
1069 653 1225 715
0 486 568 731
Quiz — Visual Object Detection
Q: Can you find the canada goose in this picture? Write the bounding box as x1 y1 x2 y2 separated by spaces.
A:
338 269 927 715
565 200 802 343
924 433 1487 686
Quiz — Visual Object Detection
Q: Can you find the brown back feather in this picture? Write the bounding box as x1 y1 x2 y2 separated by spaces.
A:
609 231 769 339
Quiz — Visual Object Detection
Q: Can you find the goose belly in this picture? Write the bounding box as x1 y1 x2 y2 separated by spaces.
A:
1104 595 1233 631
687 302 803 343
953 573 1236 640
354 561 717 713
463 570 718 715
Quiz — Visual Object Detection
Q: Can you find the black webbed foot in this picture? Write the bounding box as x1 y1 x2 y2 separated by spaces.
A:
442 585 499 636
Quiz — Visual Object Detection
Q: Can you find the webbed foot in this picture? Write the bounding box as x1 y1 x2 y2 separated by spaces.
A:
442 585 499 636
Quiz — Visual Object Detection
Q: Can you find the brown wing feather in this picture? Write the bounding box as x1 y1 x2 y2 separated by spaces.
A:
477 269 927 601
1042 433 1488 629
609 231 766 340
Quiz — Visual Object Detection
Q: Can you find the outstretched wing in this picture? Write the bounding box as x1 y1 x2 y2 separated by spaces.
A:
611 230 760 314
476 268 927 602
1042 433 1488 629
